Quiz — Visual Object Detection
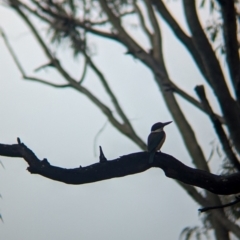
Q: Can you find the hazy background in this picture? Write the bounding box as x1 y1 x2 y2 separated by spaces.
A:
0 1 224 239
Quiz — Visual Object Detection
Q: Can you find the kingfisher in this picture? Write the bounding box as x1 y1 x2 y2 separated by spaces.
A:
147 121 172 163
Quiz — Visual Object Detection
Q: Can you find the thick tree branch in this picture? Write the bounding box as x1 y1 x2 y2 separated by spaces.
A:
2 139 240 237
101 0 212 174
217 0 240 102
2 1 240 237
6 0 215 190
2 137 240 236
183 0 240 154
2 140 240 195
132 1 212 174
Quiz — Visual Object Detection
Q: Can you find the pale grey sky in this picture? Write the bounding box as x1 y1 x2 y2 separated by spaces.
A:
0 1 226 239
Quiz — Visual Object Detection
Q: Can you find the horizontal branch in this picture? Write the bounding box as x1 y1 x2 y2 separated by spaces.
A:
24 76 70 88
1 139 240 195
199 196 240 213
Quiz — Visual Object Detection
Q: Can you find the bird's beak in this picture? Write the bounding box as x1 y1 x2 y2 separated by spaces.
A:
163 121 172 127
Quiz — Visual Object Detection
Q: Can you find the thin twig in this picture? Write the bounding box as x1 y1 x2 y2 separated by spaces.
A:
1 27 70 88
83 52 133 128
24 76 70 88
0 160 5 169
78 57 88 84
199 196 240 212
34 60 58 72
0 27 26 76
94 121 108 157
134 1 153 46
86 9 135 26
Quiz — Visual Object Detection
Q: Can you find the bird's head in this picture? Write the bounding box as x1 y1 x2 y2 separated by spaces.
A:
151 121 172 132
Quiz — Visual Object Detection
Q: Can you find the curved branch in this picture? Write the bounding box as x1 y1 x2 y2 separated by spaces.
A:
1 140 240 195
23 76 70 88
2 139 240 237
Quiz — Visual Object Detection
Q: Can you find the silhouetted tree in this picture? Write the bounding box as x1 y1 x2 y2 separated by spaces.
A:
1 0 240 239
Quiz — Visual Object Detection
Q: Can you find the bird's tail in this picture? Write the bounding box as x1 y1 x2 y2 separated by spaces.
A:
149 151 155 163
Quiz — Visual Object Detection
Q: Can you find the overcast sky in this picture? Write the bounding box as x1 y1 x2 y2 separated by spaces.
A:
0 1 227 239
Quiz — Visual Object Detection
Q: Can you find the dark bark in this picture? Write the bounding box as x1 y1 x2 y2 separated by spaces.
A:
217 0 240 102
1 140 240 195
183 0 240 154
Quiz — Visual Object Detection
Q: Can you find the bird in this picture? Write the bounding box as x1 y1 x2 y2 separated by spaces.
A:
147 121 172 163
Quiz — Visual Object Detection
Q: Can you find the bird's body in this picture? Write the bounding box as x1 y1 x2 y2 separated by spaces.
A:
147 121 172 163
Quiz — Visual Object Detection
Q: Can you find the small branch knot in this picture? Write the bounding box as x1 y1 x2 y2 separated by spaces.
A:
41 158 50 167
99 146 107 163
17 137 22 145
